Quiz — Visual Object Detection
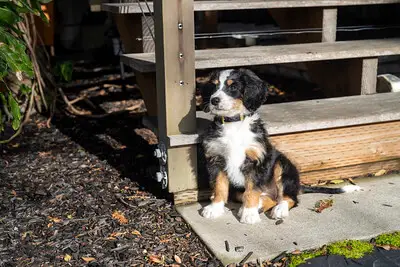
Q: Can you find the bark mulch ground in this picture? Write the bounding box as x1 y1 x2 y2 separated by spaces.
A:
0 114 220 267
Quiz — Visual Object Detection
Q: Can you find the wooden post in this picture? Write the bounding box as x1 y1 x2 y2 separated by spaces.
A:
154 0 197 193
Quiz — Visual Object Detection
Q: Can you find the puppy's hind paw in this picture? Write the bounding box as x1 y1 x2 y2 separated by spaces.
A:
201 202 225 219
239 207 261 224
271 201 289 219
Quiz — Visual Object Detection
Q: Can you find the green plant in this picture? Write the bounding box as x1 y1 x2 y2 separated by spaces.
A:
376 232 400 248
0 0 51 143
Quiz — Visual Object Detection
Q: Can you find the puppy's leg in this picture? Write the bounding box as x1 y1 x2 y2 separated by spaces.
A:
259 195 277 213
201 171 229 219
239 179 262 224
271 156 300 219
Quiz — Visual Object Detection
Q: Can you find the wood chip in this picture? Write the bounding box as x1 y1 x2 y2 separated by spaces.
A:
174 255 182 264
239 252 253 265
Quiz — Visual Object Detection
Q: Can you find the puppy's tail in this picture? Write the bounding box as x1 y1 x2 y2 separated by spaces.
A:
300 185 361 194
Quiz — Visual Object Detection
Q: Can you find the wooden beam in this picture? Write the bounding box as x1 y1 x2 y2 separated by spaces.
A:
154 0 197 193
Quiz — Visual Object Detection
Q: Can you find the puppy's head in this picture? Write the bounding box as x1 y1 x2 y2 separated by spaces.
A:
197 69 267 117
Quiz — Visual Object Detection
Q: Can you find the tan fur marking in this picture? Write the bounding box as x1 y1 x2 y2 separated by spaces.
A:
260 195 277 212
273 162 284 202
226 79 233 86
283 196 296 209
213 79 219 85
211 172 229 203
245 148 262 162
232 99 244 111
243 180 261 208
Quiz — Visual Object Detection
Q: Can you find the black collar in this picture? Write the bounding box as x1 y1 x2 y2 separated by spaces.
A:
214 114 249 124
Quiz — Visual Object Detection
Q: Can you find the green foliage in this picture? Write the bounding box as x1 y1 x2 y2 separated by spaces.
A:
376 232 400 248
288 239 374 267
54 61 73 82
0 0 51 138
327 240 374 259
288 250 324 267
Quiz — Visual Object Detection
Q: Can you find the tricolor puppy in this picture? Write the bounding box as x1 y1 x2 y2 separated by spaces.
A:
198 68 360 224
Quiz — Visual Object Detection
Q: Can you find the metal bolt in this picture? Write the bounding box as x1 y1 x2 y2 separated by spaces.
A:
178 23 183 30
154 148 162 158
155 172 163 183
179 81 184 86
179 53 184 58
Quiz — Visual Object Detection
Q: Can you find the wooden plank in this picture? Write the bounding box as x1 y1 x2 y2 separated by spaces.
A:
103 0 400 13
154 0 198 193
270 121 400 173
301 159 400 184
168 92 400 147
121 39 400 73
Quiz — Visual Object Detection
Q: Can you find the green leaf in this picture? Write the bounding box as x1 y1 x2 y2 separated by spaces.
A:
0 108 4 132
19 84 31 96
60 61 73 82
39 0 53 3
0 7 20 25
7 92 21 130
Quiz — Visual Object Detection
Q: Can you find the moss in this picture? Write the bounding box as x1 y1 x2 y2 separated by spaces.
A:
375 232 400 248
288 240 374 267
326 240 373 259
288 250 324 267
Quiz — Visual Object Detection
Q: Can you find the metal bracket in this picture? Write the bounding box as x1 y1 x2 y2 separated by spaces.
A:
154 142 168 189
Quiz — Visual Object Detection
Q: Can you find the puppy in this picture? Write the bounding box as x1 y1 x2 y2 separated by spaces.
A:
198 68 360 224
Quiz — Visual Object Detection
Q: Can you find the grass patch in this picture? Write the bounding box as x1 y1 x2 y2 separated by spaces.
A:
375 232 400 248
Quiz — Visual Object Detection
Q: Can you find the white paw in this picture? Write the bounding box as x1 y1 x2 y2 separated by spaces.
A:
342 185 361 193
201 202 225 219
271 201 289 219
239 207 261 224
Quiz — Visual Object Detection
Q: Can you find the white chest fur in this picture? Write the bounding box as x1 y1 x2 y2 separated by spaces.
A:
205 115 260 187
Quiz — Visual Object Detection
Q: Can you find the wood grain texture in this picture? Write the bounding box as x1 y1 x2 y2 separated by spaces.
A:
168 92 400 147
103 0 400 13
154 0 198 193
121 39 400 72
270 121 400 173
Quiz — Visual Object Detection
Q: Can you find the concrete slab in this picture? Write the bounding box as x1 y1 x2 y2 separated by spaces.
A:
176 175 400 266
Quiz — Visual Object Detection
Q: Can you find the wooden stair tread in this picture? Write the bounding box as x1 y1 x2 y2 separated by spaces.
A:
167 92 400 147
102 0 400 13
121 39 400 73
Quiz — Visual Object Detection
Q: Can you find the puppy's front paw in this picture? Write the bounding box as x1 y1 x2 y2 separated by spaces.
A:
271 201 289 219
239 207 261 224
201 202 225 219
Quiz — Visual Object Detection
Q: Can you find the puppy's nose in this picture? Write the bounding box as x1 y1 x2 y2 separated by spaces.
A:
211 97 220 106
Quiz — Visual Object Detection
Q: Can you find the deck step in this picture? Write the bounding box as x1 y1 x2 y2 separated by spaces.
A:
167 92 400 147
121 39 400 73
102 0 400 14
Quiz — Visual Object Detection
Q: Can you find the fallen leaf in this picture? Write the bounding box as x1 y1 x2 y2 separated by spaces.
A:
11 190 17 196
377 244 391 250
67 214 73 219
47 223 53 228
329 179 345 184
314 199 334 213
48 216 62 223
149 255 163 264
112 210 128 224
38 151 52 157
64 254 72 262
375 169 387 176
132 230 141 236
174 255 182 264
347 178 356 185
292 250 301 255
82 257 96 262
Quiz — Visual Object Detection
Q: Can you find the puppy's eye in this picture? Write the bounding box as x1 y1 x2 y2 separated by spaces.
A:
226 79 234 86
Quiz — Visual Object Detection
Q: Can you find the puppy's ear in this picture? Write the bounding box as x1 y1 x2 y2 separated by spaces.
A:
196 70 219 111
240 69 267 112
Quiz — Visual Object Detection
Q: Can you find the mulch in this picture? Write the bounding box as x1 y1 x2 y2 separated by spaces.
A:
0 114 220 267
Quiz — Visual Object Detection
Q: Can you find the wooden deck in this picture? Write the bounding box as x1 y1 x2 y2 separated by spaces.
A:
122 39 400 73
103 0 400 13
